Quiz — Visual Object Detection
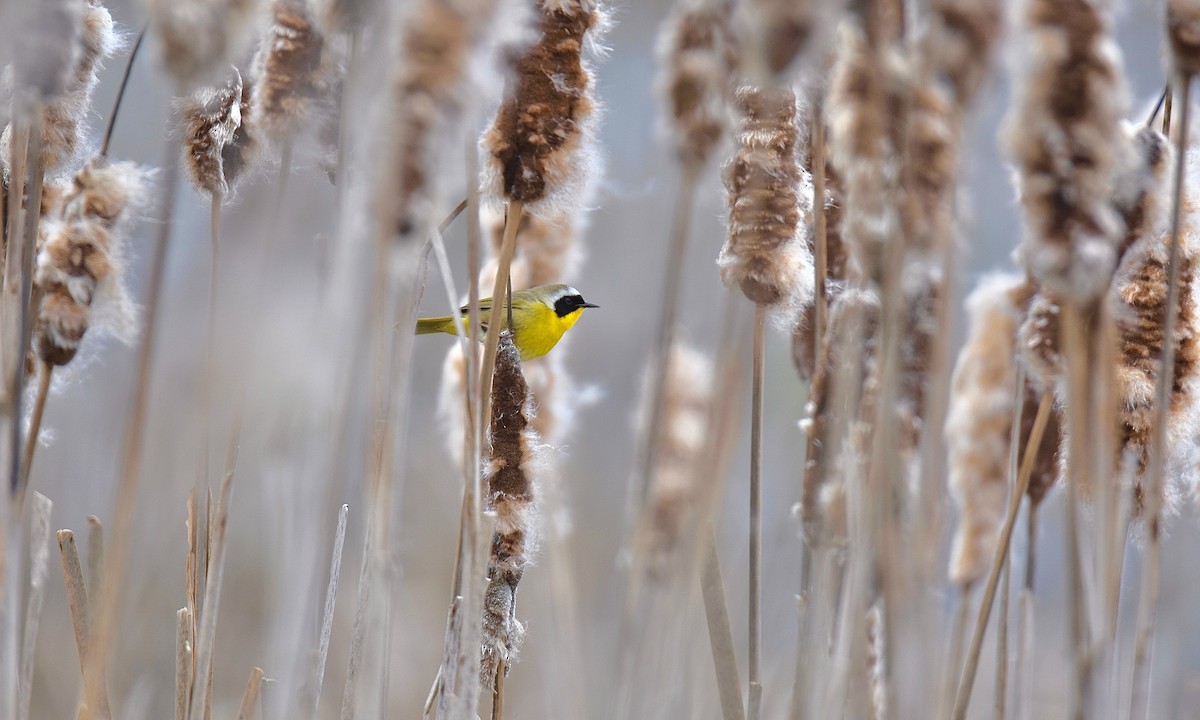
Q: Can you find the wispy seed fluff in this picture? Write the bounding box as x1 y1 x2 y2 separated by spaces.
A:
720 85 815 317
481 0 606 216
2 1 115 175
250 0 327 146
656 0 737 169
146 0 261 90
480 332 545 689
377 0 499 243
635 342 712 578
1168 0 1200 77
180 67 259 197
1006 0 1128 303
33 158 146 366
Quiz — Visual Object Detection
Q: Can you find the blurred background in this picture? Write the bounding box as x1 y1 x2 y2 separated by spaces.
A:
19 0 1200 718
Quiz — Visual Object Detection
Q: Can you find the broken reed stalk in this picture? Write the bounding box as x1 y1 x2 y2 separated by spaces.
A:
89 130 178 712
176 607 192 720
1130 73 1193 720
19 362 52 490
748 304 765 720
310 504 349 719
58 529 110 718
237 666 265 720
16 493 52 720
952 390 1053 720
702 530 747 720
187 440 238 720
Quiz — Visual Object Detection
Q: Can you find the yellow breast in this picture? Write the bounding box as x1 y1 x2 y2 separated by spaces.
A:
510 303 582 361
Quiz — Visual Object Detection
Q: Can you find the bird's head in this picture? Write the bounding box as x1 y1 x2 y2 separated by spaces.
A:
541 284 599 318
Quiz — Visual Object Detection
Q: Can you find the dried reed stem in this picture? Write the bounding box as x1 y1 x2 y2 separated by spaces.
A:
237 666 265 720
100 26 146 158
58 529 110 718
953 391 1053 720
310 504 348 719
1059 300 1089 720
19 362 52 490
1130 74 1193 720
995 559 1010 720
16 493 51 720
811 98 828 371
477 201 523 437
701 530 746 720
176 607 193 720
748 304 765 720
187 434 238 720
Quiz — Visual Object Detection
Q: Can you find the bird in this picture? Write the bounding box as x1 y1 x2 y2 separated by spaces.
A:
416 283 598 361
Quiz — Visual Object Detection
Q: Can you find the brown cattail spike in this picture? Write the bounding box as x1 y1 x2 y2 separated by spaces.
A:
739 0 815 78
252 0 327 145
482 0 605 213
720 85 814 310
181 68 258 196
657 0 737 169
148 0 260 90
480 331 542 688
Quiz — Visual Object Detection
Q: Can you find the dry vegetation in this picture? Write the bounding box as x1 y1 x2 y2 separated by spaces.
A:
1 0 1200 719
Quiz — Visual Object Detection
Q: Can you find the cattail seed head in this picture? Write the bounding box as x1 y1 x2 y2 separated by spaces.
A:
924 0 1003 106
636 342 712 578
1006 0 1129 303
251 0 327 146
480 331 544 688
147 0 261 90
720 85 815 316
33 158 146 366
1168 0 1200 77
737 0 815 79
180 67 259 196
656 0 737 169
480 0 606 215
3 0 83 104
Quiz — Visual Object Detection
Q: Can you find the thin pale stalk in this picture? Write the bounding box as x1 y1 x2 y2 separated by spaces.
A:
100 26 147 158
91 130 179 707
237 667 265 720
702 530 747 720
953 391 1054 720
1131 72 1193 720
995 559 1010 720
491 660 506 720
58 530 110 718
310 504 349 719
13 105 46 501
176 608 192 720
811 99 827 363
19 363 51 491
339 509 374 720
16 492 51 720
187 434 239 720
1060 300 1091 720
748 304 765 720
477 200 523 439
940 587 972 720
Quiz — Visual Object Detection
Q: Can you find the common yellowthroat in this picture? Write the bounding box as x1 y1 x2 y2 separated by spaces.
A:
416 283 598 361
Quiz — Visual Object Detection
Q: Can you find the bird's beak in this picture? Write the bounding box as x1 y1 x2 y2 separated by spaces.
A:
581 302 600 309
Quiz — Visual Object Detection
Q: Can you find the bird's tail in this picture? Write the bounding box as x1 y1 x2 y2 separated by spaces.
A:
416 316 455 335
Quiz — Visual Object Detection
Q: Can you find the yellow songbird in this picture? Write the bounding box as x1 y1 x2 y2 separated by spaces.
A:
416 283 598 361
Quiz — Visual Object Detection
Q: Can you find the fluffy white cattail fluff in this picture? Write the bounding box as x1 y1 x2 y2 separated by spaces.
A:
1005 0 1129 303
146 0 261 90
720 85 815 319
180 67 260 196
656 0 736 169
635 342 712 578
480 332 545 689
946 273 1027 586
480 0 607 218
33 158 147 366
250 0 328 146
2 1 116 176
375 0 500 245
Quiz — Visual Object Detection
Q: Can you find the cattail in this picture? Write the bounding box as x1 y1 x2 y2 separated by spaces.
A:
480 0 606 216
480 331 544 689
946 273 1028 586
375 0 501 244
180 67 259 197
146 0 261 90
720 85 814 314
1168 0 1200 77
656 0 737 169
635 342 712 577
924 0 1003 107
1006 0 1128 303
3 0 83 104
737 0 816 79
250 0 328 146
32 158 146 366
2 1 116 176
